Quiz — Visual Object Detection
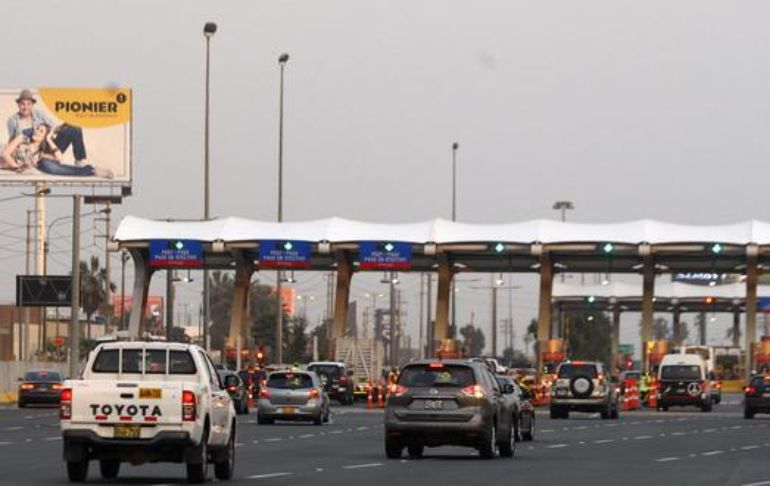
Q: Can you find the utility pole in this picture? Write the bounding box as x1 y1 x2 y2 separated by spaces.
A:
426 273 433 356
24 210 32 361
389 272 398 366
103 204 111 331
120 251 128 331
419 273 425 359
70 195 81 379
492 275 499 357
166 270 174 340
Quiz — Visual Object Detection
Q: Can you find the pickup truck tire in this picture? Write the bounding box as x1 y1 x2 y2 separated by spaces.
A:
185 431 208 484
99 460 120 479
257 413 274 425
66 459 89 482
214 431 235 480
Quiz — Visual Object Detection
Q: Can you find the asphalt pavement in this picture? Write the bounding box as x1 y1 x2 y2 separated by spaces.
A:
1 393 769 485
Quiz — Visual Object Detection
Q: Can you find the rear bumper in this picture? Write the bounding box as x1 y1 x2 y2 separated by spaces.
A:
745 397 770 412
19 391 60 404
658 394 707 406
62 429 194 463
257 400 323 419
385 407 490 447
551 397 610 412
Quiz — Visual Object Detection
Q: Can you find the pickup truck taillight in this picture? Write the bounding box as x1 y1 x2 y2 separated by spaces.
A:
60 388 72 420
182 391 197 421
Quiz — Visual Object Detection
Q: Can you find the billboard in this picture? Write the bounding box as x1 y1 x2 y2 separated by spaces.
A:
0 87 131 184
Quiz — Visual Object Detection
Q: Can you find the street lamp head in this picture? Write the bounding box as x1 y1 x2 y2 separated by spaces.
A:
279 53 290 64
452 142 459 151
203 22 217 36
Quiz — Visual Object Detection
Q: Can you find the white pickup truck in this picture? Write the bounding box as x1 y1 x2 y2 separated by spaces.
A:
60 342 236 483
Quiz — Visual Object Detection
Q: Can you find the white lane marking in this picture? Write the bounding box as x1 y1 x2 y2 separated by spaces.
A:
316 468 324 472
573 426 587 430
656 457 680 462
654 419 664 423
732 425 743 430
329 430 343 434
594 439 615 444
671 431 686 436
264 438 282 442
0 442 11 446
742 445 760 451
5 426 23 431
742 481 770 486
247 420 257 424
24 439 32 443
630 421 640 425
248 472 293 479
702 450 724 456
252 440 260 444
299 434 315 439
634 435 652 440
703 428 717 433
547 443 569 449
342 463 383 470
235 443 245 448
540 429 554 433
356 426 369 431
44 436 61 441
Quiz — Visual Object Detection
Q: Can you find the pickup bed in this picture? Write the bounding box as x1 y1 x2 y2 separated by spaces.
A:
60 342 236 483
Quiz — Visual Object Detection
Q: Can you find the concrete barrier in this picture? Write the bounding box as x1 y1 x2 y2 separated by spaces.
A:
0 361 69 404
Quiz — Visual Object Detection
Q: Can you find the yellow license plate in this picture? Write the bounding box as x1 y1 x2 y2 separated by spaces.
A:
114 424 140 439
139 388 162 399
282 407 296 414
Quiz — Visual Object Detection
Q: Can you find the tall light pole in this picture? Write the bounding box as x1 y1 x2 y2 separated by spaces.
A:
275 52 290 365
552 201 574 283
202 21 217 351
451 142 459 339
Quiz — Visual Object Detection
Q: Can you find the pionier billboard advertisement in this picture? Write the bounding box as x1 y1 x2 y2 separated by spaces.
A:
0 87 131 184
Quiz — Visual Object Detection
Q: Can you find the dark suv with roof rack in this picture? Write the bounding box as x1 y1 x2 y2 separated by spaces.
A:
384 360 516 459
550 361 619 419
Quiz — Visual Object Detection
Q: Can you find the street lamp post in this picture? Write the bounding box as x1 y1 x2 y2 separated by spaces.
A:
202 21 217 351
552 201 574 283
451 142 459 340
275 52 290 365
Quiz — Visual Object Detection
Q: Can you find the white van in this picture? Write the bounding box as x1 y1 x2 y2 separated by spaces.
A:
656 353 712 412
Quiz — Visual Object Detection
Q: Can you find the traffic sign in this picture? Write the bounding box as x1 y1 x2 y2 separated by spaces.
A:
258 240 311 268
16 275 72 307
359 241 412 270
149 240 203 267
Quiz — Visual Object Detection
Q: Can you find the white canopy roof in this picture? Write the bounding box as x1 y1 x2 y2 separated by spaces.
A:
114 216 770 245
553 281 770 299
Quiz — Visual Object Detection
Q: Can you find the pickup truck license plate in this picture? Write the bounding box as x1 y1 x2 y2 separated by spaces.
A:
424 400 444 410
281 407 296 414
114 424 140 439
139 388 162 399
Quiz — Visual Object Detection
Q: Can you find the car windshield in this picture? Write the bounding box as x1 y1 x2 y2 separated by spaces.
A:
24 371 61 382
398 365 475 388
660 365 701 380
308 365 343 376
267 373 314 389
557 364 598 378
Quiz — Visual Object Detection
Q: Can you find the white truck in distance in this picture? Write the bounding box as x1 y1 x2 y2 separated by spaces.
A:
60 342 236 483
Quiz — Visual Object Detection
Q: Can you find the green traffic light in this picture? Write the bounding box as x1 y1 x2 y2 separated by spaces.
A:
283 241 293 251
602 243 614 254
384 242 395 252
175 241 184 250
711 243 723 254
494 242 505 253
587 295 596 304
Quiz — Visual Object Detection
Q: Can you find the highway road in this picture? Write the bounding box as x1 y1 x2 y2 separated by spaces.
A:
1 394 769 485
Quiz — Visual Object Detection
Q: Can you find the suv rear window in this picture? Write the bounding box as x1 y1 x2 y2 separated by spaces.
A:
398 364 475 388
267 373 314 389
24 371 62 382
557 364 598 378
91 349 196 374
661 365 701 380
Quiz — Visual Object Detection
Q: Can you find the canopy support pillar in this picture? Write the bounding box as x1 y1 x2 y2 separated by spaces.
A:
536 252 553 375
611 307 621 372
672 305 682 345
641 253 655 373
433 255 453 354
732 309 741 348
127 249 153 339
227 251 254 349
330 251 353 356
746 245 759 379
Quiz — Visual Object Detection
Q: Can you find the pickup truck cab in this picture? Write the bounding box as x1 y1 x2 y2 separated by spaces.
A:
60 342 236 483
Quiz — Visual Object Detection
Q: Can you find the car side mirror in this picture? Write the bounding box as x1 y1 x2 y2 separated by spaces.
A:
502 384 514 395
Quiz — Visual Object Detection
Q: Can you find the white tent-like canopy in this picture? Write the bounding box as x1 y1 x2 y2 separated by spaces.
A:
553 281 770 300
114 216 770 245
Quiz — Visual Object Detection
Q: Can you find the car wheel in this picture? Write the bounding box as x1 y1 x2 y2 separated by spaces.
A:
499 421 515 458
186 432 208 484
323 407 330 423
214 430 235 480
745 407 755 419
522 415 535 441
701 401 712 413
17 400 25 409
478 422 497 459
67 459 89 482
407 444 424 459
99 460 120 479
385 437 403 459
600 404 610 420
241 400 249 415
313 413 323 426
610 403 619 420
549 407 560 419
257 413 274 425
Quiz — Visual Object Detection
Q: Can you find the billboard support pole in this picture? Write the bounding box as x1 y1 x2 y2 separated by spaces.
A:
69 195 81 379
24 210 32 362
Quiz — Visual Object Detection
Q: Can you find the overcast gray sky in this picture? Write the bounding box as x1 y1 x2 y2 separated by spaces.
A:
2 0 769 356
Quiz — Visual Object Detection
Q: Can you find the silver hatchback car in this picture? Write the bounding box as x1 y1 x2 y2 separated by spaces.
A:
257 370 331 425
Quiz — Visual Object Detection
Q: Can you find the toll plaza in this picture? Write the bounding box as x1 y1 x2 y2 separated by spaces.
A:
113 216 770 378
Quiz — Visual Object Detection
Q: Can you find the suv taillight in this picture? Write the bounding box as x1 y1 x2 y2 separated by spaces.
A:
308 388 320 400
390 384 408 397
60 388 72 420
745 386 756 395
259 388 271 399
461 384 484 399
182 391 196 421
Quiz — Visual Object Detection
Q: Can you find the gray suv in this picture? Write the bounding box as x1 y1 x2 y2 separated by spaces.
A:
384 360 516 459
550 361 619 420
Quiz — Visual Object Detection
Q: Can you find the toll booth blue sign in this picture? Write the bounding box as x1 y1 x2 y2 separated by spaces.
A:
759 297 770 313
149 240 203 267
258 240 312 268
359 241 412 270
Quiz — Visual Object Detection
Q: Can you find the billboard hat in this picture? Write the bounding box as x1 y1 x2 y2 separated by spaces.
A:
15 89 36 103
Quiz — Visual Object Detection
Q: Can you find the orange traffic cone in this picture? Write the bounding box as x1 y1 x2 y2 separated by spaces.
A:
377 380 385 408
367 380 374 409
647 378 658 409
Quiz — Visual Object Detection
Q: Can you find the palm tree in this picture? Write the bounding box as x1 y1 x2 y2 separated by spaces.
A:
80 256 115 339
